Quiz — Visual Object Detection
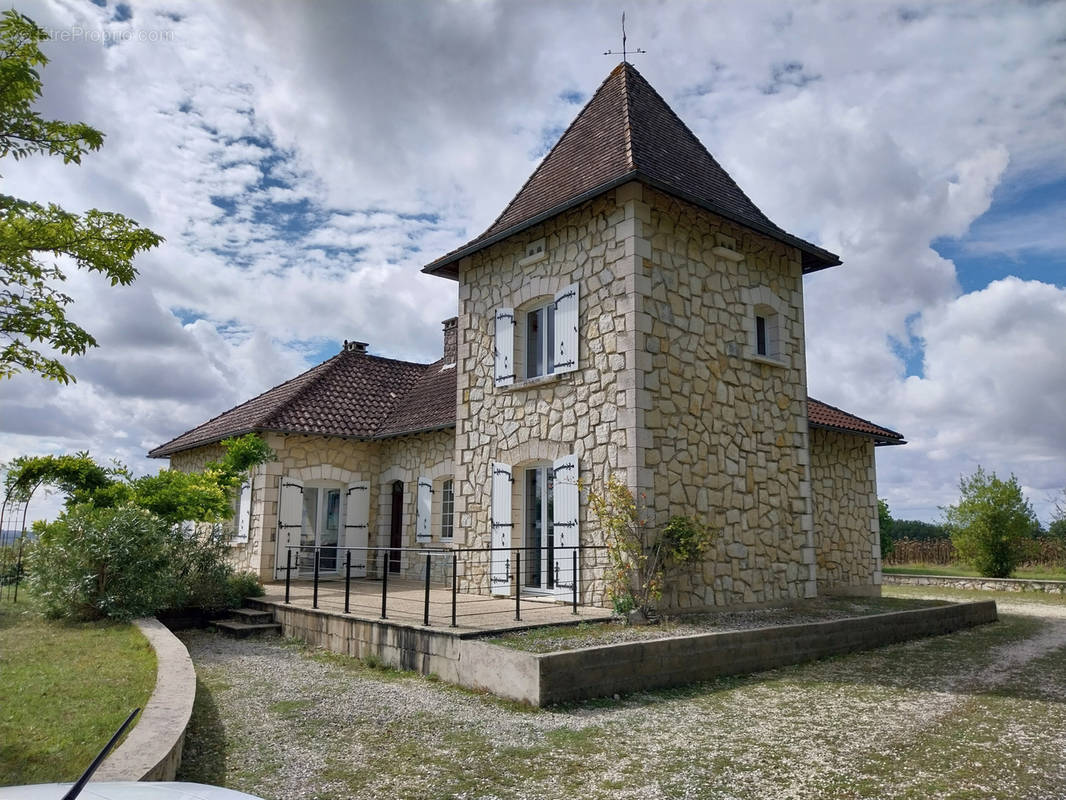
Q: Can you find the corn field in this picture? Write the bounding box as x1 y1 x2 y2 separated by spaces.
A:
885 538 1066 568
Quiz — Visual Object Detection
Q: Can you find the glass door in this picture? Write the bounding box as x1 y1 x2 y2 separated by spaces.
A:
523 466 554 592
299 486 341 576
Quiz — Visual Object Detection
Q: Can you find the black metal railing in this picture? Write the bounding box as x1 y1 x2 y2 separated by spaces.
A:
279 544 610 628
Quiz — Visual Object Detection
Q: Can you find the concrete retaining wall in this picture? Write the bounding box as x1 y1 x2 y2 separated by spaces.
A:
885 573 1066 594
94 618 196 782
259 598 997 708
250 598 468 683
472 601 998 706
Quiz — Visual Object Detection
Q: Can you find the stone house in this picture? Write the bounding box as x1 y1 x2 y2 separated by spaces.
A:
150 63 904 610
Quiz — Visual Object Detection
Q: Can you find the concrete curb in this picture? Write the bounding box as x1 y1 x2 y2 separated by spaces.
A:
93 618 196 782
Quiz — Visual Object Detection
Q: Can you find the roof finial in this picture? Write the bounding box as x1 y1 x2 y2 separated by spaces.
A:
603 11 646 64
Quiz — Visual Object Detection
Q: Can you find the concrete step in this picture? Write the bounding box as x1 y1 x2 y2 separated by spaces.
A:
214 620 282 638
229 608 275 625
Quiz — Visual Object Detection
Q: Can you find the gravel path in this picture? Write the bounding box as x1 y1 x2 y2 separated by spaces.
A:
178 592 1066 800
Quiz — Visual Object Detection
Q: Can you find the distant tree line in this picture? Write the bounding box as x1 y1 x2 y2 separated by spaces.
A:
881 471 1066 578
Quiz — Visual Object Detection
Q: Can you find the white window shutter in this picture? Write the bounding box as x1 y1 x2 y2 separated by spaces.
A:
554 283 579 374
490 462 513 595
235 481 252 543
416 476 432 542
552 455 580 598
494 307 515 387
345 481 370 577
276 477 304 580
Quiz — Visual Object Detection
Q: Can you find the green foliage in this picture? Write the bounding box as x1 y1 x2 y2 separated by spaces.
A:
26 504 266 621
944 466 1039 578
878 498 895 559
0 10 162 383
3 434 274 525
585 474 716 620
11 434 275 621
27 504 175 620
1048 519 1066 545
662 515 714 563
890 519 951 541
2 451 115 503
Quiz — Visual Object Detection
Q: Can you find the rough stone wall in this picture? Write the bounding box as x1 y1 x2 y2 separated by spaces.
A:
453 185 643 606
377 429 456 583
809 428 881 595
635 186 815 610
167 431 458 581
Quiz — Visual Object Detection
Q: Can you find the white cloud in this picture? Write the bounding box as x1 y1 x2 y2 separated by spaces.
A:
1 0 1064 528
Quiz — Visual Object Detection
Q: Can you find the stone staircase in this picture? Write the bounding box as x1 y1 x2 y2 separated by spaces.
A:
214 606 282 638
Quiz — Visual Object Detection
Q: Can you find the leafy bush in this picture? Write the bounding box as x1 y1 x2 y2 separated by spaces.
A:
227 571 265 604
944 467 1038 578
586 475 716 620
27 504 174 621
26 505 264 621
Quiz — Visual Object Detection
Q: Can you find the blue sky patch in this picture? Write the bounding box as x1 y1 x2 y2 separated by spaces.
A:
933 176 1066 294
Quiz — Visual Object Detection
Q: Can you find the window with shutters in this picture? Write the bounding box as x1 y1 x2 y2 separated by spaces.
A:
494 282 579 388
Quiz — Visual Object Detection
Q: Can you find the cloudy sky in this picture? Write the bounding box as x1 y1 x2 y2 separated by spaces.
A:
1 0 1064 526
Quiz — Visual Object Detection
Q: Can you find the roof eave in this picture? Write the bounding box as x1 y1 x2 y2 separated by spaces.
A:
422 172 643 280
422 172 840 279
808 421 906 446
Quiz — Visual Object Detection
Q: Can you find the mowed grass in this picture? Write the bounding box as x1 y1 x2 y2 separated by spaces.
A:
884 563 1066 580
0 602 156 786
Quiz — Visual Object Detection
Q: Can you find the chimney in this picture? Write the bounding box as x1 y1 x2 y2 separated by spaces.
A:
342 340 368 355
442 317 458 365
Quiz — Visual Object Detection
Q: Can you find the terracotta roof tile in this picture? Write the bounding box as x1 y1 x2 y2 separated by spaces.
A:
149 349 430 457
424 62 840 278
807 397 905 445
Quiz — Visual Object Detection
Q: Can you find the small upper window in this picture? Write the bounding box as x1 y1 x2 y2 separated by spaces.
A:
751 304 782 361
440 479 454 540
526 301 556 379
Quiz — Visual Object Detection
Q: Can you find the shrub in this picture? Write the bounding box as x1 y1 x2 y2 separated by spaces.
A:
586 475 716 620
27 504 174 621
944 467 1038 578
226 571 265 605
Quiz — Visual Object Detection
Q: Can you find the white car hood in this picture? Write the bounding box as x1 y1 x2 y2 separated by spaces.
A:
0 783 265 800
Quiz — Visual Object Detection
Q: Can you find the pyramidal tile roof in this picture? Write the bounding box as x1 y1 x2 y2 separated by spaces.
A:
148 348 454 458
424 62 840 278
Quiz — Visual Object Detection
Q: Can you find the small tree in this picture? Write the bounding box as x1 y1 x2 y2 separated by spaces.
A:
0 11 163 383
878 498 895 560
585 474 715 620
943 466 1037 578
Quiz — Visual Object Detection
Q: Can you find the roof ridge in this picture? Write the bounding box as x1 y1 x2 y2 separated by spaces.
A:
620 62 636 171
623 63 784 236
473 65 629 244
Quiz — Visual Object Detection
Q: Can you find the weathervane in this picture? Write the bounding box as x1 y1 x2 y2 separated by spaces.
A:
603 11 645 63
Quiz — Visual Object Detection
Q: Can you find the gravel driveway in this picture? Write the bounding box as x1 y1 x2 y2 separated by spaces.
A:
177 589 1066 800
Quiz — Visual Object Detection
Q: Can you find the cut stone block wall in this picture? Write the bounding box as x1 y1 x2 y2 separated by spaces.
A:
637 186 814 610
810 428 880 594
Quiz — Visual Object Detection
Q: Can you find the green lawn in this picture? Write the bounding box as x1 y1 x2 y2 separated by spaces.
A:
884 563 1066 581
0 602 157 786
